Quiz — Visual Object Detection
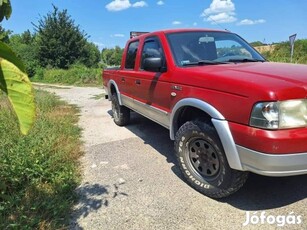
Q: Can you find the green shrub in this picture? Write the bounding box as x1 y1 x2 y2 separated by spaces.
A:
0 90 82 229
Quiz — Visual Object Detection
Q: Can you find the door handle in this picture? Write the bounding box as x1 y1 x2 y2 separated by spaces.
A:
135 79 141 85
121 77 125 82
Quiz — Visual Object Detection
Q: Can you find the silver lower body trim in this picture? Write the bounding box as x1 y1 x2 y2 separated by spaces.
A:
237 145 307 176
121 95 170 129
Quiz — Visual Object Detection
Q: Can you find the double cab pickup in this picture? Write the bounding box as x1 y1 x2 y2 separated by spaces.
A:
103 29 307 198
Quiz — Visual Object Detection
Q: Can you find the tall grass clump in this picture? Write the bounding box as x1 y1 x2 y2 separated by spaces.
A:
32 64 102 86
0 90 82 229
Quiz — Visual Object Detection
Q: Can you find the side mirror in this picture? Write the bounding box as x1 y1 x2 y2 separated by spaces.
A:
143 57 166 72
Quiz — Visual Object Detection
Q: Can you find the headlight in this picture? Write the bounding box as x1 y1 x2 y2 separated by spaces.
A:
250 99 307 129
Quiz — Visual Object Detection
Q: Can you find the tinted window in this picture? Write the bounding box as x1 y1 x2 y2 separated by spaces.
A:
141 39 163 69
216 40 252 59
125 41 139 69
167 31 264 66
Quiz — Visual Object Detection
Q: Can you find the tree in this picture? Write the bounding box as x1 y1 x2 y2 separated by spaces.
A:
34 5 88 69
101 46 124 66
250 41 264 47
21 29 33 44
0 0 35 135
0 25 11 43
79 42 101 68
9 31 39 77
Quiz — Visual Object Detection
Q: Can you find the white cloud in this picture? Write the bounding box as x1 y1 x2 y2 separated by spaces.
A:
111 34 125 37
132 1 147 8
207 12 237 24
193 22 198 26
201 0 237 24
237 19 266 26
157 1 164 5
172 21 182 25
106 0 131 11
204 0 235 15
106 0 147 12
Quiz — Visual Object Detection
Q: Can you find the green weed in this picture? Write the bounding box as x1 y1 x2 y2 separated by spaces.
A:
0 90 82 229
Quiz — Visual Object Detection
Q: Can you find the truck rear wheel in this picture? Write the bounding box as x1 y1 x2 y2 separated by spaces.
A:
111 94 130 126
174 120 248 198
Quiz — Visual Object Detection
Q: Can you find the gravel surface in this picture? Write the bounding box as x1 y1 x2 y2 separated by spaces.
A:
36 83 307 230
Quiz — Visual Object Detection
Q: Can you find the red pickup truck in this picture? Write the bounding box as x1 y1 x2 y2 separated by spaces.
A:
103 29 307 198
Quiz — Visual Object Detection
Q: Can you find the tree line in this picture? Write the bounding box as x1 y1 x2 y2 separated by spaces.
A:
0 5 124 77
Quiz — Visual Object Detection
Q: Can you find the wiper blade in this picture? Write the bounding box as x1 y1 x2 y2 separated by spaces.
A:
182 60 229 66
228 58 265 63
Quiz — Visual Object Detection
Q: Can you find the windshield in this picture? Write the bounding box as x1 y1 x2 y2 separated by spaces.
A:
166 31 265 67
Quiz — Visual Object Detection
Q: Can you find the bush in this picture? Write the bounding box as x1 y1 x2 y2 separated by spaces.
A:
32 64 102 86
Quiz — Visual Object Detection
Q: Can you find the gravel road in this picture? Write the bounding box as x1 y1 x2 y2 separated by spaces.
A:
37 84 307 230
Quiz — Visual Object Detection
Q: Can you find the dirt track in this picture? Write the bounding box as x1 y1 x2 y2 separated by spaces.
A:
37 83 307 230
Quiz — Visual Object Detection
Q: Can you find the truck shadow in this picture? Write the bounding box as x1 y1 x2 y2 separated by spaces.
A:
220 173 307 211
110 111 307 211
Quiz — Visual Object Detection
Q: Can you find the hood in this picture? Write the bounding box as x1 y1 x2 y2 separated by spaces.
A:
177 62 307 100
224 62 307 84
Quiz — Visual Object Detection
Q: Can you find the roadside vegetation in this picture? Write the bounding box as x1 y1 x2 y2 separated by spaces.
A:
0 90 82 229
32 64 102 86
0 3 115 228
252 39 307 64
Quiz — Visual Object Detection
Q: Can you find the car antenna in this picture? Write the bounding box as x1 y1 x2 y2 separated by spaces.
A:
205 14 230 32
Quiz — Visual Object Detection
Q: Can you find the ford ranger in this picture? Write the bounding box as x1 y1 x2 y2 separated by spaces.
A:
103 29 307 198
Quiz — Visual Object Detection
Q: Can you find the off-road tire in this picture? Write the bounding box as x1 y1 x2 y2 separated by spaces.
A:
111 94 130 126
174 120 249 198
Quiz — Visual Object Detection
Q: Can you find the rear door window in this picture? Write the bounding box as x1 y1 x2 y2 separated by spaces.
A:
125 41 139 69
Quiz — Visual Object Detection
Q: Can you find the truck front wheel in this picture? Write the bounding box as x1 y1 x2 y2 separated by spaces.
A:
111 94 130 126
174 120 248 198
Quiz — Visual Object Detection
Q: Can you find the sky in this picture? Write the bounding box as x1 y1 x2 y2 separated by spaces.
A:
2 0 307 49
